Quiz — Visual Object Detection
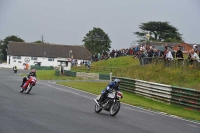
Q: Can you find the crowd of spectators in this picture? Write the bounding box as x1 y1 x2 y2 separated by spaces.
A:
90 44 200 67
72 44 200 68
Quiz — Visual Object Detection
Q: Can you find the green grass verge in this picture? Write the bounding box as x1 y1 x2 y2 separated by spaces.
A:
57 81 200 122
20 70 84 80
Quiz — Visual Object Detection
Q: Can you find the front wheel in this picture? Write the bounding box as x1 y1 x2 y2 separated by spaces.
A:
94 103 102 113
110 101 120 116
26 85 33 94
20 88 24 93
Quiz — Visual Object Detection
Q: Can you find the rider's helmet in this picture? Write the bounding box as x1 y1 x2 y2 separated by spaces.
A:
31 69 36 75
114 78 120 87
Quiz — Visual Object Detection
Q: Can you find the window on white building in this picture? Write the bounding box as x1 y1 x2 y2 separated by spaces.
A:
13 56 21 59
31 57 37 60
48 58 54 61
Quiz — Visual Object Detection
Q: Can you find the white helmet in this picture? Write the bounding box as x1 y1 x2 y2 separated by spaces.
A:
114 78 120 86
193 45 197 49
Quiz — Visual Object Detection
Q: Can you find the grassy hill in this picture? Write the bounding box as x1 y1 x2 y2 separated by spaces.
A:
72 56 200 90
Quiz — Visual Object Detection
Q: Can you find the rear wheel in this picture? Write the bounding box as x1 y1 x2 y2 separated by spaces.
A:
110 101 120 116
94 103 102 113
26 85 33 94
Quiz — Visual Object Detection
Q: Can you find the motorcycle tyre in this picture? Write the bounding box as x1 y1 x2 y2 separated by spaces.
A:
94 103 102 113
26 85 33 94
110 101 120 116
20 88 24 93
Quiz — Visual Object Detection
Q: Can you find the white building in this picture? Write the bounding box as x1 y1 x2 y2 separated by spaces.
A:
7 42 91 71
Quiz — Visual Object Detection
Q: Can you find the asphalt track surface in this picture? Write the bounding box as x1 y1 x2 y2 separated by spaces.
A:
0 69 199 133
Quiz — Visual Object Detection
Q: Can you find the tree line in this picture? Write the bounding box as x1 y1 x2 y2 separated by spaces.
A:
0 21 183 62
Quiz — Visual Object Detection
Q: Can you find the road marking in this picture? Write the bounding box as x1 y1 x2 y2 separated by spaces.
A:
187 124 200 128
123 107 155 115
122 102 200 125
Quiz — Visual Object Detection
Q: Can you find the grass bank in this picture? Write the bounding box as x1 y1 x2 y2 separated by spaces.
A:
73 56 200 90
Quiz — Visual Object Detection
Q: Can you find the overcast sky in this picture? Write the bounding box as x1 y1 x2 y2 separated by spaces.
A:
0 0 200 50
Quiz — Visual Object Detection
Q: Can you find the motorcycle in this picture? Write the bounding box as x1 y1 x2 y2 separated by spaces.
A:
13 66 18 75
20 76 37 94
94 90 123 116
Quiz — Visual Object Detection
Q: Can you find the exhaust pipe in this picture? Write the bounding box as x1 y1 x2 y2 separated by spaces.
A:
94 99 100 106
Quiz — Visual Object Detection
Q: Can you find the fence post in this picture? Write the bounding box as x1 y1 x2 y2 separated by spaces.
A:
110 72 112 82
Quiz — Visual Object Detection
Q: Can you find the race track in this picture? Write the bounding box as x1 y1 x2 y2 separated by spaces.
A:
0 69 199 133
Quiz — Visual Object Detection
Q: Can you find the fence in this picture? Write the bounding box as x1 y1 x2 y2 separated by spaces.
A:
72 65 118 73
55 70 60 76
140 57 200 69
76 72 99 80
99 74 111 80
171 86 200 110
62 70 111 80
64 70 76 77
113 76 200 111
31 65 54 70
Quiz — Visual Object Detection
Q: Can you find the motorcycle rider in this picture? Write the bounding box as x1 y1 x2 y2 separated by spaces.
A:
20 69 37 87
99 78 121 105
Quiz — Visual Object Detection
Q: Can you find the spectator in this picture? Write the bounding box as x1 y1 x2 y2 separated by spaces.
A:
176 46 183 58
187 50 192 65
166 49 173 60
165 49 173 67
97 53 101 60
176 46 184 66
193 44 198 53
87 60 91 68
147 48 153 64
152 49 158 57
163 46 168 66
190 49 200 66
157 50 163 57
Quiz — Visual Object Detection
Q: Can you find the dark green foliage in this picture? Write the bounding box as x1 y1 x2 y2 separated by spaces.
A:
33 40 44 43
0 35 24 61
82 27 111 54
134 21 183 43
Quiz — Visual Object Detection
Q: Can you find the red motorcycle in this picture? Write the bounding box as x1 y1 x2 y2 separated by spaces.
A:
20 76 37 94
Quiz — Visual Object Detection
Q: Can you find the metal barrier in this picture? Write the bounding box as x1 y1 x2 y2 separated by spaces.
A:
117 77 136 93
61 70 110 80
99 74 110 80
171 86 200 111
76 72 99 80
55 70 60 76
64 70 76 77
134 79 171 102
72 65 118 73
112 76 200 111
31 66 54 70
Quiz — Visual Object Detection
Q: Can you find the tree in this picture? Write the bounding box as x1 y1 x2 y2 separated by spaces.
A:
33 40 44 43
1 35 24 61
0 40 3 62
82 27 111 54
134 21 183 43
